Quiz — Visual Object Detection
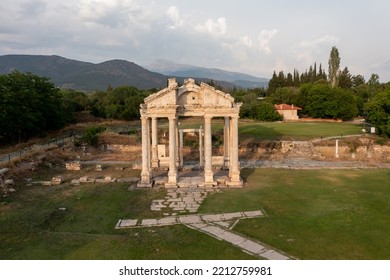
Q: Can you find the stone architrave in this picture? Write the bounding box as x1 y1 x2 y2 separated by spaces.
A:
137 78 242 188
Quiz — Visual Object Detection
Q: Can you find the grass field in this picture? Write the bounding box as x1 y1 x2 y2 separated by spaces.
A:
1 168 389 260
238 121 363 141
177 118 363 141
201 168 390 259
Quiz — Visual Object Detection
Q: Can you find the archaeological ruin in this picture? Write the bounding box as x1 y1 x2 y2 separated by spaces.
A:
137 78 243 188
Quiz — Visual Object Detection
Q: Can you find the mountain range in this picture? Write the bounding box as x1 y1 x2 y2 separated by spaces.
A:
145 59 269 88
0 55 268 91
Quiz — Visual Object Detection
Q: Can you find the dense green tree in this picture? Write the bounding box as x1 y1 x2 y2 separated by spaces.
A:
60 89 91 123
368 73 381 98
255 101 283 121
338 67 353 89
328 46 341 87
0 72 66 144
90 86 148 120
352 75 366 87
364 89 390 136
305 84 358 120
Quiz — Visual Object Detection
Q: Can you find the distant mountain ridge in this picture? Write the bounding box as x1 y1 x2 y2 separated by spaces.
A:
0 55 268 91
0 55 167 90
146 59 269 88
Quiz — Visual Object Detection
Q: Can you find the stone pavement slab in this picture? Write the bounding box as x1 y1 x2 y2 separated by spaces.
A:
141 219 158 226
243 210 264 218
219 231 246 245
201 214 223 222
115 208 293 260
179 215 202 224
260 250 290 260
238 239 267 254
116 219 138 229
157 217 178 225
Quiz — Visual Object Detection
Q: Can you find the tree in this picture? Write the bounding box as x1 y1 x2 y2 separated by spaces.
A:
338 67 353 89
0 72 67 144
306 84 358 120
254 101 283 121
368 73 380 98
328 46 341 87
365 89 390 136
352 75 366 87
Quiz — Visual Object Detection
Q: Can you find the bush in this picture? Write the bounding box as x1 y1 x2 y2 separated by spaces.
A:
82 126 106 146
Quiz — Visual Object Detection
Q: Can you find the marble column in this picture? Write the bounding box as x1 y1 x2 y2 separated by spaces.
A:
167 116 177 187
228 116 242 186
223 117 230 169
204 115 215 186
199 127 203 167
138 116 152 187
151 117 159 168
179 129 184 167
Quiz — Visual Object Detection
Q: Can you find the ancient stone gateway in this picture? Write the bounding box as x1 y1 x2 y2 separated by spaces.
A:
137 78 242 188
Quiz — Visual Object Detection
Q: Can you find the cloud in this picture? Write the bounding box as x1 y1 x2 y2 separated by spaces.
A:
166 6 183 29
195 17 227 37
238 29 277 55
293 34 340 64
19 0 47 17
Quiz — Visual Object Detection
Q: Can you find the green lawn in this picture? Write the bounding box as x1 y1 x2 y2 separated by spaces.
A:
1 168 389 259
0 182 254 260
200 168 390 259
177 118 363 141
238 121 363 141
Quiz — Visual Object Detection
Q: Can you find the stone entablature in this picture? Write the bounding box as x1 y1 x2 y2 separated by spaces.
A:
138 78 242 188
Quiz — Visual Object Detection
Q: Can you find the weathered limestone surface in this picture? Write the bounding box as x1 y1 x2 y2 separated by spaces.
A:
137 78 243 188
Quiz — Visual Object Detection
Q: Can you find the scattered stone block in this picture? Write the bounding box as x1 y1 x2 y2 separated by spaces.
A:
79 176 95 183
96 164 103 171
51 176 62 185
4 179 14 185
8 188 17 193
71 179 80 185
104 176 116 183
65 161 81 171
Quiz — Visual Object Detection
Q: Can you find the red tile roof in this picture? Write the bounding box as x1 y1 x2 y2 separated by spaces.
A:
274 103 302 110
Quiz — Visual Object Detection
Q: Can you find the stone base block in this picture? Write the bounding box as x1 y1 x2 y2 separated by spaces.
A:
137 181 153 188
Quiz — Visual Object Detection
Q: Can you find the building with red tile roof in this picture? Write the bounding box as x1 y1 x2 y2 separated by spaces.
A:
274 103 302 121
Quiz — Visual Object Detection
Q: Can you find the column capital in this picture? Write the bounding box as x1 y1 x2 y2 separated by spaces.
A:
204 115 212 122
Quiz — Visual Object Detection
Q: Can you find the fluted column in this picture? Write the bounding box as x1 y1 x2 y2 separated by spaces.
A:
179 129 184 167
151 117 158 168
199 126 203 167
138 116 152 187
223 117 230 169
228 115 241 186
167 116 177 187
204 115 214 186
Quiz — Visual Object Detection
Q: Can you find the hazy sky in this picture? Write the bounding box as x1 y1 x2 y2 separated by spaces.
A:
1 0 390 81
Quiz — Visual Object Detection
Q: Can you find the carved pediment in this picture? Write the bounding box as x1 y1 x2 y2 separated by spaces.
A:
142 78 236 113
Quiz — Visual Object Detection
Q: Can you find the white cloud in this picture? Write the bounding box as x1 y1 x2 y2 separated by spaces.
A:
166 6 183 29
293 34 340 64
258 29 278 54
195 17 227 37
238 29 277 55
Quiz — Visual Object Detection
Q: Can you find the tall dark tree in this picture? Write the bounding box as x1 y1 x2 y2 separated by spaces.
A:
352 75 366 87
328 46 341 87
338 67 353 89
0 72 66 144
368 73 380 98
